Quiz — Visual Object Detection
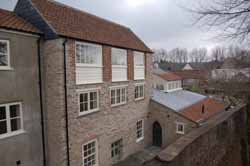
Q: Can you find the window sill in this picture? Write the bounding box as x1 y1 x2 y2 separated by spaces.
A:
76 81 103 85
76 64 103 68
0 67 14 71
78 109 100 117
111 80 129 83
136 137 144 143
176 131 185 135
135 97 145 101
111 102 127 108
134 78 145 81
0 130 26 140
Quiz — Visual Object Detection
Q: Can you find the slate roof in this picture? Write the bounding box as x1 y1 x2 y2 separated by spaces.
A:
154 72 182 81
0 8 41 34
152 90 207 111
180 98 225 122
29 0 151 52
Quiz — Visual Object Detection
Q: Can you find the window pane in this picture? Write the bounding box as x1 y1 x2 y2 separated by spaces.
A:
11 118 21 131
0 53 7 66
10 104 20 118
135 87 139 99
111 90 116 105
90 92 97 101
121 88 126 102
116 89 121 103
83 141 96 166
0 41 8 66
76 43 102 65
0 106 6 120
80 103 88 112
90 92 98 110
112 48 127 65
134 52 144 66
139 85 144 97
0 121 7 134
111 139 123 160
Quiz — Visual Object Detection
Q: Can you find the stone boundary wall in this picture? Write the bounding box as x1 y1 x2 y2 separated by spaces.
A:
145 104 246 166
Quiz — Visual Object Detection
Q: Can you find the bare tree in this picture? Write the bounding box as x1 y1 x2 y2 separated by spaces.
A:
192 0 250 43
211 46 227 62
189 48 208 63
153 48 168 62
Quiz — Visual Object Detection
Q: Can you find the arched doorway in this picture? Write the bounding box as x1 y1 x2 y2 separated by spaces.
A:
153 121 162 147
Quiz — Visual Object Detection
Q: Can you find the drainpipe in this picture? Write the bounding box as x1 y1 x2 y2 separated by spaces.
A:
37 38 46 166
63 39 70 166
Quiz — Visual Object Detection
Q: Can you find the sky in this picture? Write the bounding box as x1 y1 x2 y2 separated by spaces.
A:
1 0 226 51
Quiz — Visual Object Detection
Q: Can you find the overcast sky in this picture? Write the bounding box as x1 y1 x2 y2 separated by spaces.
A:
1 0 226 51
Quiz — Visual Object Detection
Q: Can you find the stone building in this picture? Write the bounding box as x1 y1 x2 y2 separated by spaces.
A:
149 90 225 147
0 9 44 166
0 1 229 166
13 0 153 166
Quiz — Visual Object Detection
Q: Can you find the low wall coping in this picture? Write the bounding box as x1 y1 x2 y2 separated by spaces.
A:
156 104 246 162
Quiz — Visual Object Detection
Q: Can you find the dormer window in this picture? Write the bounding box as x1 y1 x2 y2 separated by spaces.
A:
134 51 145 80
112 48 127 82
75 42 103 84
0 40 10 70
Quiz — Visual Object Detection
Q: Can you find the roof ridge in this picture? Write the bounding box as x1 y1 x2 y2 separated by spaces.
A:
0 8 12 13
47 0 130 30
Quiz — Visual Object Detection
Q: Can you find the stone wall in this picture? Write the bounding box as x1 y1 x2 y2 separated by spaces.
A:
145 104 246 166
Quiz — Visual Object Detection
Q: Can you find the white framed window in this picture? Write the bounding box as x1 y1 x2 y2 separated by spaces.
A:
76 42 102 66
78 89 99 116
0 40 10 70
111 139 123 164
112 48 127 66
75 42 103 84
0 102 24 139
136 120 144 142
168 83 171 90
176 122 185 134
82 139 98 166
112 48 127 82
110 86 127 107
135 83 145 101
134 51 145 80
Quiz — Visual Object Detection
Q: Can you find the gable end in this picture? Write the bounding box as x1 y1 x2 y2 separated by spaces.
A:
14 0 57 39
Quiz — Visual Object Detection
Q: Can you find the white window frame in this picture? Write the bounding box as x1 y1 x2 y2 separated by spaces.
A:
110 85 127 107
0 102 24 139
111 48 127 66
135 83 145 101
111 48 128 82
0 40 11 70
111 139 123 164
75 41 103 67
136 119 144 143
176 122 185 134
82 139 99 166
78 88 100 116
134 51 145 80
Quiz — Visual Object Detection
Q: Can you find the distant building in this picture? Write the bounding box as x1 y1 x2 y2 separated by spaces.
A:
211 68 250 81
153 72 182 92
182 63 193 70
173 70 209 88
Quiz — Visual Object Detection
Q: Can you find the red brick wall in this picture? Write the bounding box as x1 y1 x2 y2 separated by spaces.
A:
127 50 134 80
103 46 112 82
